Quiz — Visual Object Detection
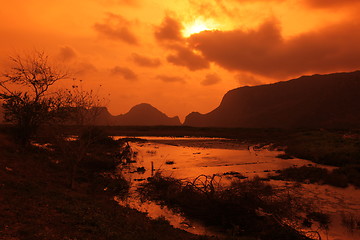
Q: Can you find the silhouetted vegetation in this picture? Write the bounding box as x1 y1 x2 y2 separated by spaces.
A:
138 173 329 239
1 132 207 240
1 51 201 239
270 165 360 188
2 100 360 240
0 50 114 189
283 131 360 167
0 51 71 145
0 51 108 147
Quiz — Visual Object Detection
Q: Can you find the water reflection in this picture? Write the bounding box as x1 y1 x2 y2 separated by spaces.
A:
114 136 360 240
116 138 319 181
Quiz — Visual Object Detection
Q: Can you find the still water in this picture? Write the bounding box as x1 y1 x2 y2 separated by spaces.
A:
113 136 320 180
114 136 360 240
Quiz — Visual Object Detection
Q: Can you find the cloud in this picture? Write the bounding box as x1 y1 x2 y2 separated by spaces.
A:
94 13 138 45
230 0 360 8
154 16 209 71
154 16 184 42
189 19 360 78
131 53 161 67
156 75 186 83
57 46 77 62
304 0 360 8
111 66 138 80
201 73 221 86
236 73 263 86
166 44 210 71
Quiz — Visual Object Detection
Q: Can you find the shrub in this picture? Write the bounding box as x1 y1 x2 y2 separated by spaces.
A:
138 173 326 239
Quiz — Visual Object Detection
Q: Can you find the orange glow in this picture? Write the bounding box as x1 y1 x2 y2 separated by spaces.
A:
182 19 218 37
0 0 359 121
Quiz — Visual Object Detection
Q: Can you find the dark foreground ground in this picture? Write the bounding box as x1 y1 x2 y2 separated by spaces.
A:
1 125 359 240
0 132 209 240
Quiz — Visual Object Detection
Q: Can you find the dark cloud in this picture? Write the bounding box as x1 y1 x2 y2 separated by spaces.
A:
201 73 221 86
94 13 138 45
230 0 358 8
154 16 184 42
231 0 359 8
304 0 360 8
58 46 77 62
131 53 161 67
111 66 138 80
166 44 210 71
156 75 186 83
154 16 209 71
189 20 360 78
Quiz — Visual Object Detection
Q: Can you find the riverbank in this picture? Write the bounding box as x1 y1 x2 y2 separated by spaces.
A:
0 133 209 240
2 125 360 239
23 125 359 167
2 125 360 167
118 135 360 240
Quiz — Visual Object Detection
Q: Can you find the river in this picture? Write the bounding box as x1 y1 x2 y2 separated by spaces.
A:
114 136 360 240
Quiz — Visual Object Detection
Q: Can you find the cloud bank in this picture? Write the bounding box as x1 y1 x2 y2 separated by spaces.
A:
189 20 360 78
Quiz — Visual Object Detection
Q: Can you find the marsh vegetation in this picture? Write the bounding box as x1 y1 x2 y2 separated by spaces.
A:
140 173 329 239
270 165 360 188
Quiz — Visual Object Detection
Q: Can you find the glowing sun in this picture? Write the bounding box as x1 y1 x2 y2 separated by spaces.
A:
182 19 218 37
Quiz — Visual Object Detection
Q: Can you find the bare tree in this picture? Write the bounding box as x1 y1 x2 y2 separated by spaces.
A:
0 50 70 145
0 50 115 189
52 80 110 189
60 80 108 126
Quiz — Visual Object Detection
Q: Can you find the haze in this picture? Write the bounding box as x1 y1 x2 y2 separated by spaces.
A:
1 0 360 120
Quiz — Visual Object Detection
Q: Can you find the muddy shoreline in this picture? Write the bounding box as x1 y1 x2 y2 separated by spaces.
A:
116 136 360 240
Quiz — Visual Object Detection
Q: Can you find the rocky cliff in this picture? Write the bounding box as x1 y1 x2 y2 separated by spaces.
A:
184 71 360 128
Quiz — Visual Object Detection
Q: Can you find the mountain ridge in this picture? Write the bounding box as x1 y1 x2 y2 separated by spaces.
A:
93 103 181 126
0 103 181 126
184 70 360 128
2 70 360 128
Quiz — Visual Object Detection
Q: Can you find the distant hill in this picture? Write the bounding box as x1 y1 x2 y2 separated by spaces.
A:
184 71 360 128
0 102 180 126
94 103 181 126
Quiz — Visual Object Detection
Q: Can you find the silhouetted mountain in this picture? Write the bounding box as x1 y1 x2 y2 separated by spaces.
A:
94 103 181 126
184 71 360 128
0 103 180 126
90 107 116 125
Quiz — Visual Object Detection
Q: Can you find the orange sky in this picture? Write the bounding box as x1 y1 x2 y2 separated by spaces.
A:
1 0 360 121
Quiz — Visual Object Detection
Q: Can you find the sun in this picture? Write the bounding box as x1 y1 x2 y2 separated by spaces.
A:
182 19 217 37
